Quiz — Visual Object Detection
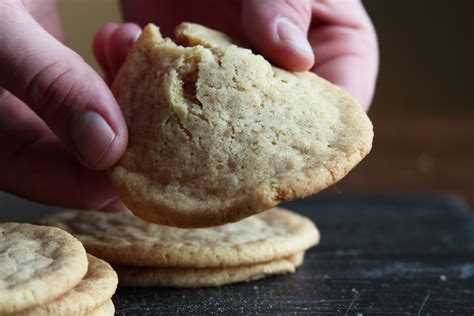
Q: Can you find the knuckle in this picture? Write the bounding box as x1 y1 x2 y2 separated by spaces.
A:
25 61 87 125
281 0 312 20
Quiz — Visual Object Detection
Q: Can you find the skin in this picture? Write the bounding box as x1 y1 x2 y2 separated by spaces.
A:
0 0 378 211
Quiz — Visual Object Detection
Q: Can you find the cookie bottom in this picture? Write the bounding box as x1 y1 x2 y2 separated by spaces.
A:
114 252 304 288
87 300 115 316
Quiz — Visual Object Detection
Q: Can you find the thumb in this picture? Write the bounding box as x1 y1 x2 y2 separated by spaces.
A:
242 0 314 71
0 2 127 170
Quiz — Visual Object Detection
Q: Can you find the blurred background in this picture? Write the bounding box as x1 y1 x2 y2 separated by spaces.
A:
1 0 472 219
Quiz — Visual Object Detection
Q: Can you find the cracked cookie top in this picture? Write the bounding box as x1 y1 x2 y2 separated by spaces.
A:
0 223 87 314
109 23 373 228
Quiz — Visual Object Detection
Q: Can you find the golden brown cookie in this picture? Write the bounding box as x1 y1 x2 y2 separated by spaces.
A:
109 22 373 227
86 299 114 316
40 208 319 268
115 253 304 288
15 255 117 316
0 223 88 314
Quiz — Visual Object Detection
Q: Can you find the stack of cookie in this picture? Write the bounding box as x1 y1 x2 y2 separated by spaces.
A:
0 223 117 315
41 207 319 288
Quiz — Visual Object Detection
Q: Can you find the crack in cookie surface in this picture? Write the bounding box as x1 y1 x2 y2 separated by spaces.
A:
109 22 373 227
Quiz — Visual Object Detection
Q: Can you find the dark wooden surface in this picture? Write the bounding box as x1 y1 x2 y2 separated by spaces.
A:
113 195 474 315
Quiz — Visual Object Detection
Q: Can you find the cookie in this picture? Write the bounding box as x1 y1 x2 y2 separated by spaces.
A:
0 223 88 314
16 255 117 316
87 300 114 316
114 253 304 288
109 22 374 228
40 208 319 268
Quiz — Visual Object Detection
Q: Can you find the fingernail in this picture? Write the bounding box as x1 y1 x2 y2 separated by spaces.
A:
276 18 313 57
133 30 142 43
72 111 116 168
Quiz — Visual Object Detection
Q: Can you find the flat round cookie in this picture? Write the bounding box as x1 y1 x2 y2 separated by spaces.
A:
0 223 88 314
87 299 115 316
41 208 319 268
114 253 304 288
109 22 373 228
17 255 117 316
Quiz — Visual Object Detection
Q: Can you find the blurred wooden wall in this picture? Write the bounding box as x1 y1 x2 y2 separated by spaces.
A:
364 0 474 115
57 0 121 72
336 1 474 208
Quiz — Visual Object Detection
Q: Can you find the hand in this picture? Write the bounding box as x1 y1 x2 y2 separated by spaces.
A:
0 0 128 211
97 0 378 110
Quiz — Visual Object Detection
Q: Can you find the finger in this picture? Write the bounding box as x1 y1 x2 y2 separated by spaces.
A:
0 137 120 210
242 0 314 71
0 89 51 154
0 96 119 210
104 23 142 80
310 1 379 109
0 3 128 170
93 23 120 83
